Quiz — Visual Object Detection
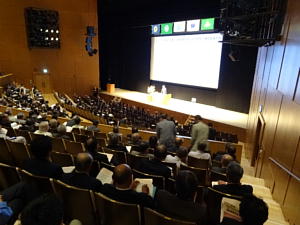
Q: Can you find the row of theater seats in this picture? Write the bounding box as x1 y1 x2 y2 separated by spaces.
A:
0 126 227 187
0 160 240 225
0 163 200 225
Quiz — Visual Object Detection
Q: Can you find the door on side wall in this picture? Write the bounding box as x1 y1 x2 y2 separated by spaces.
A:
252 113 266 177
34 73 52 94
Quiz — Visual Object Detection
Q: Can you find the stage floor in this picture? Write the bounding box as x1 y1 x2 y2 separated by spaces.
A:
102 88 248 129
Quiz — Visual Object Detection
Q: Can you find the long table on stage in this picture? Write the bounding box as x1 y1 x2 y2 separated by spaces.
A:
100 88 248 142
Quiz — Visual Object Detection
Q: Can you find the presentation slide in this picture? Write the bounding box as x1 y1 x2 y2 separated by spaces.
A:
150 33 223 89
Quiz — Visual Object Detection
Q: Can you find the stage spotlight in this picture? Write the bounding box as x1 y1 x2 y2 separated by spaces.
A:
55 37 59 41
45 37 49 40
42 68 48 74
51 37 54 40
56 30 59 33
51 29 54 33
40 28 43 32
45 29 49 32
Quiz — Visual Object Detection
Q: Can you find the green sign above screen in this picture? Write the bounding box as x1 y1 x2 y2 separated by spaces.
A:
201 18 215 30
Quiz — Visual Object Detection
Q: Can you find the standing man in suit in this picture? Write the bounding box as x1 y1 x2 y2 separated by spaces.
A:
156 114 176 148
190 115 209 152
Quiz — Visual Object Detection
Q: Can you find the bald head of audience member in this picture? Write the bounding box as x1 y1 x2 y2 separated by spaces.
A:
226 161 244 184
49 119 58 130
112 164 133 189
154 144 167 161
57 124 67 135
221 154 233 168
175 137 183 148
75 153 93 174
39 121 49 132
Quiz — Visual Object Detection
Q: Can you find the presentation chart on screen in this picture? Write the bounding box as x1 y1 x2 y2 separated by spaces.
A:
150 32 223 89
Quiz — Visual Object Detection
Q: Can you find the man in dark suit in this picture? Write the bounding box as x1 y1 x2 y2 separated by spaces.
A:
102 164 154 208
23 136 63 179
85 137 109 164
156 114 176 148
155 170 207 225
139 144 171 178
212 154 233 174
61 153 102 192
86 120 100 132
213 162 253 196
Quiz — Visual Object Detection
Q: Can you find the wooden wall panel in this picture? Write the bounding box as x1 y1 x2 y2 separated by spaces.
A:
277 0 300 98
271 97 300 170
260 88 283 183
270 161 290 205
246 0 300 222
283 177 300 225
0 0 99 95
292 135 300 177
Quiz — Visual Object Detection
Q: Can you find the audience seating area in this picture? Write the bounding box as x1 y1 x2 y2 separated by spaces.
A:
0 85 250 225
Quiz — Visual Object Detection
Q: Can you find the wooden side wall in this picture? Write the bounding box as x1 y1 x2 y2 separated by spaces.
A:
0 0 99 95
246 0 300 223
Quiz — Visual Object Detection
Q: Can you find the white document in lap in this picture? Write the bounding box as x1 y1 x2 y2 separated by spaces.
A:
135 178 155 198
220 197 241 222
62 166 75 173
97 168 113 184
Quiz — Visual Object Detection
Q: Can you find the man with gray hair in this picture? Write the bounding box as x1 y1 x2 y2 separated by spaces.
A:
53 124 70 140
34 121 53 137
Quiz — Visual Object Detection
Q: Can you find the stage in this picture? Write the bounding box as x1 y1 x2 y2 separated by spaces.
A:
101 88 248 129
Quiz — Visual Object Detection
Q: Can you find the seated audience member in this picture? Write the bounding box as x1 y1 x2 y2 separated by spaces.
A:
48 119 58 133
23 136 63 179
148 135 158 150
188 143 212 165
212 154 233 174
164 147 188 168
0 124 8 138
221 195 268 225
102 164 154 208
130 141 154 158
71 117 85 130
107 134 127 152
0 114 11 127
61 153 102 192
108 126 122 142
34 121 53 137
126 127 139 142
214 143 237 161
86 120 100 132
66 114 77 127
129 133 142 150
139 144 171 178
168 137 183 153
213 162 253 196
85 137 109 164
16 194 82 225
155 170 207 225
0 195 13 225
19 118 36 132
52 124 71 140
